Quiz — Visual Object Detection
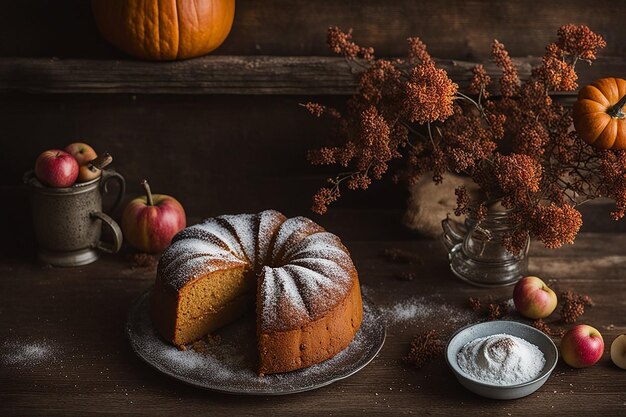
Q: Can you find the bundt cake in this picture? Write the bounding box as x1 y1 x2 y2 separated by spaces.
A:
151 210 363 375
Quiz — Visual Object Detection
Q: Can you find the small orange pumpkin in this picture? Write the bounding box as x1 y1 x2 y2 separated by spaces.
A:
573 77 626 150
91 0 235 61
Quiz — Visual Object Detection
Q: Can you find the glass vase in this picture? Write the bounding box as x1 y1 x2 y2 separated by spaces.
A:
441 208 529 287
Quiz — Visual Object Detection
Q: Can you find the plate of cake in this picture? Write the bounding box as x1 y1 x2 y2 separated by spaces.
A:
125 210 385 394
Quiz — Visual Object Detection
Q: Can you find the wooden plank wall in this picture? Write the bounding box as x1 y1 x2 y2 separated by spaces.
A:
1 0 625 256
0 0 624 59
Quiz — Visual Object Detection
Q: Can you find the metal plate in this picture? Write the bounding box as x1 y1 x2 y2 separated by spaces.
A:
126 290 385 395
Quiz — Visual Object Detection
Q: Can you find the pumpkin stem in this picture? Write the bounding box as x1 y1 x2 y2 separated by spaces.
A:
608 94 626 119
141 179 154 206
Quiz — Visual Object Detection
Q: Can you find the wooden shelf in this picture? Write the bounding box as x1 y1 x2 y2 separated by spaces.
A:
0 55 624 95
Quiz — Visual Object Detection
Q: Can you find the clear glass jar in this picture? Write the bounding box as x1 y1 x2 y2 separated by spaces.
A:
441 208 529 287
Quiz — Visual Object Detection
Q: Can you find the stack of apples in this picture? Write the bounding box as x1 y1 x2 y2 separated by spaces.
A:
34 143 103 187
513 276 625 370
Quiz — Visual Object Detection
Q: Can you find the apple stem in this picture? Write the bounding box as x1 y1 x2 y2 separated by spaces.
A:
142 179 154 206
89 153 113 170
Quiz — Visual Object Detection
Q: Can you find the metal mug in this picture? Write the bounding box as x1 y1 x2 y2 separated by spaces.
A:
24 169 125 266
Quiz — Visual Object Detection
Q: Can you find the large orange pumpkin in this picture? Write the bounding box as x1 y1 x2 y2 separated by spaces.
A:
91 0 235 61
573 77 626 150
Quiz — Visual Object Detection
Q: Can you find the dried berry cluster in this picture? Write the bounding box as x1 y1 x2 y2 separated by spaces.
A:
306 24 625 252
402 329 445 369
468 296 510 320
532 319 565 338
465 288 594 337
560 290 594 323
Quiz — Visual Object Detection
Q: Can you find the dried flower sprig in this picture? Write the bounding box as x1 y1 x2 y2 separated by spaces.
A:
305 24 620 251
403 329 445 368
532 319 565 338
468 296 511 320
560 290 594 323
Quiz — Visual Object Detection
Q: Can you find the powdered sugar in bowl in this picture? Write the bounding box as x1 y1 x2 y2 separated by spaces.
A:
445 321 558 400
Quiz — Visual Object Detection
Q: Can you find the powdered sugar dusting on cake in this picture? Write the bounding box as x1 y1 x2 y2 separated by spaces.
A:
158 237 246 290
276 267 310 316
162 255 245 290
284 264 339 292
260 266 310 331
259 267 278 327
290 257 353 285
160 237 234 264
270 217 324 261
283 264 341 318
283 232 347 261
256 210 286 268
173 223 234 252
194 219 247 261
218 213 258 266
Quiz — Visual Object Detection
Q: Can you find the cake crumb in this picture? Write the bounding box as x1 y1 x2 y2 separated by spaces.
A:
190 334 222 354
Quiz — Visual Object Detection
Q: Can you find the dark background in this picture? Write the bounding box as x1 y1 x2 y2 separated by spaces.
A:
1 0 624 59
1 0 625 256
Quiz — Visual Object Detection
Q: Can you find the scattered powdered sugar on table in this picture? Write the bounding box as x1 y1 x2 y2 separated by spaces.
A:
379 295 475 328
457 333 545 385
2 339 58 367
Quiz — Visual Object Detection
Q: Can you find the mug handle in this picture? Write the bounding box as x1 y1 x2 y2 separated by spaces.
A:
100 170 126 214
441 215 467 251
90 211 123 254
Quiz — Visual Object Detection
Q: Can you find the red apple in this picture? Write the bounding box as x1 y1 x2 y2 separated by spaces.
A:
122 180 186 254
64 142 100 182
560 324 604 368
513 276 558 319
610 334 626 370
34 149 79 188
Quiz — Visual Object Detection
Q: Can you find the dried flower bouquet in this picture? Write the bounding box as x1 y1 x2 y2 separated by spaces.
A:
305 25 624 253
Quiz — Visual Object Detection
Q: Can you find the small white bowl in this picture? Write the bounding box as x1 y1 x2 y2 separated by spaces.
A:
445 320 558 400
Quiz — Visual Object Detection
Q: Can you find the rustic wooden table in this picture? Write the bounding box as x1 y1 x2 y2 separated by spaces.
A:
1 210 625 416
